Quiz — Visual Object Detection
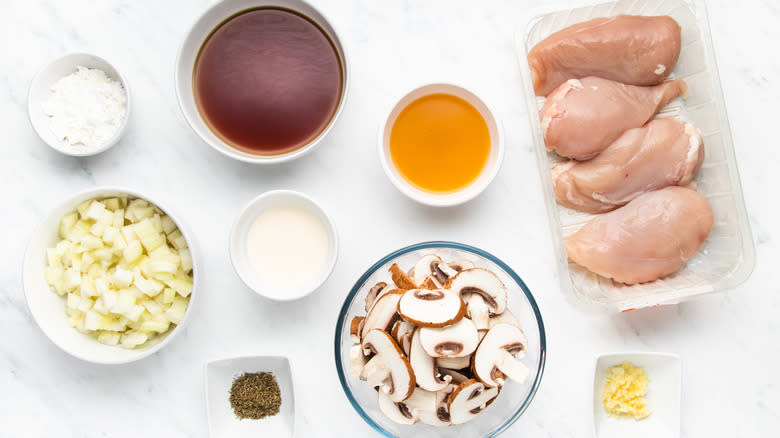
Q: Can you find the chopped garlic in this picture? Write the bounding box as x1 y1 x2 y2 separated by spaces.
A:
602 361 651 420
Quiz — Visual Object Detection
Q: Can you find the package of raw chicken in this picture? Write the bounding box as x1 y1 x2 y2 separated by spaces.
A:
515 0 755 311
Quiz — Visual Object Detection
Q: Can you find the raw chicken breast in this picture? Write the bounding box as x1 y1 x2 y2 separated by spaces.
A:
542 77 688 159
564 186 714 284
552 118 704 213
528 15 682 96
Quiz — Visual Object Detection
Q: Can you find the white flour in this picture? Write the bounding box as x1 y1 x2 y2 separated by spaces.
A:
42 66 127 148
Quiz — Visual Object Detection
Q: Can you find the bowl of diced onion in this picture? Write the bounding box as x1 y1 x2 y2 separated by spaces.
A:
22 186 198 364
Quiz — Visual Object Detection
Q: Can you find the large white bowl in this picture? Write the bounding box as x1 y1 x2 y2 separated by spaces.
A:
175 0 349 164
28 53 130 157
22 187 199 364
378 83 505 207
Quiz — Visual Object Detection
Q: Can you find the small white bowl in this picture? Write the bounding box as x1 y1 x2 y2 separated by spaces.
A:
229 190 338 301
593 352 681 438
22 187 199 364
28 53 130 157
175 0 349 164
205 355 295 438
378 83 505 207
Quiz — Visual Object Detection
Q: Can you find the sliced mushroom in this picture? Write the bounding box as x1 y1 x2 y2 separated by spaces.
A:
473 323 529 388
377 390 416 425
365 281 389 312
389 263 417 289
419 318 479 358
398 288 465 328
350 344 367 377
436 356 471 371
466 293 490 331
447 379 500 425
405 386 452 427
390 320 415 356
361 329 415 402
419 277 437 290
361 290 404 343
448 259 474 272
440 368 470 384
350 316 365 344
488 308 521 329
411 254 459 287
446 268 507 317
410 329 451 392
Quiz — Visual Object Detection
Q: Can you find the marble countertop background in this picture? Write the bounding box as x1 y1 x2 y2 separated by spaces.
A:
1 0 778 436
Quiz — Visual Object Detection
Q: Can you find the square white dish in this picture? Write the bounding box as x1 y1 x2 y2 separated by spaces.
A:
593 352 681 438
205 356 295 438
515 0 755 311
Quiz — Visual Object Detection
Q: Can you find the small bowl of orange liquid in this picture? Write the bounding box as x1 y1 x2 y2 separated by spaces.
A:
378 83 504 206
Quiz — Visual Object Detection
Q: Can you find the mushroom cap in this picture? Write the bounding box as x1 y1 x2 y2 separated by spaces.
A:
377 390 417 425
398 289 466 328
447 379 500 425
389 263 417 289
410 329 451 392
361 329 416 402
419 318 480 358
446 268 507 316
473 323 529 388
350 316 365 344
488 308 521 330
412 254 459 287
448 259 475 272
361 290 404 345
390 320 415 356
365 281 389 313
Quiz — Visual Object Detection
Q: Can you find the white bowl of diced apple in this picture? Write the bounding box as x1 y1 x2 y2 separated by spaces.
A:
22 187 198 364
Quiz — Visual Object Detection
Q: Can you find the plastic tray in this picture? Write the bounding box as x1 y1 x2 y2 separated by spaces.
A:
515 0 755 311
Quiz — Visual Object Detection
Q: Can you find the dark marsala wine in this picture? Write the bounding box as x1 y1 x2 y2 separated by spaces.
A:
194 8 343 155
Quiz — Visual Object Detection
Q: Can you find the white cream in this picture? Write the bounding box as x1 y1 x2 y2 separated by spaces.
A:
245 204 330 290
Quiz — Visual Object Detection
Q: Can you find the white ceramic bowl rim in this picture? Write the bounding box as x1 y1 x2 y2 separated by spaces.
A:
22 186 198 364
27 52 131 157
378 83 505 207
174 0 350 164
334 241 546 437
229 189 338 301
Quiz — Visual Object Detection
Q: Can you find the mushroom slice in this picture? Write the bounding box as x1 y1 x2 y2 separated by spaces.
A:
473 323 530 388
440 368 470 384
389 263 417 289
446 268 507 316
410 329 451 392
448 259 474 272
436 356 471 371
350 344 368 377
405 387 451 427
365 281 389 312
398 289 466 328
377 390 417 425
350 316 365 344
411 254 459 287
390 320 415 356
488 308 521 330
447 379 500 425
419 318 479 358
466 293 490 331
361 329 416 402
361 290 404 343
419 277 437 290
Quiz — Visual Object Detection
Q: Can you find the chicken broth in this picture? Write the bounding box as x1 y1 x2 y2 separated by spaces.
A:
390 93 490 193
194 8 343 155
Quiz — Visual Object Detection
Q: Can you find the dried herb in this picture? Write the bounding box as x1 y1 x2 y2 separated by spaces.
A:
229 372 282 420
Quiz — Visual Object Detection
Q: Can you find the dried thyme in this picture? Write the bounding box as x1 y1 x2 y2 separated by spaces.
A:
229 372 282 420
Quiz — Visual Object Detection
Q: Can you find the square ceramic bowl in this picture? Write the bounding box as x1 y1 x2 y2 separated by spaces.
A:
593 352 681 438
28 53 130 156
175 0 349 164
206 356 295 438
515 0 755 311
22 187 198 364
378 83 505 207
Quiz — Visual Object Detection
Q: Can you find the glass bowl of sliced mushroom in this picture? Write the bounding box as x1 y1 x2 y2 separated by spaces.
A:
335 241 546 437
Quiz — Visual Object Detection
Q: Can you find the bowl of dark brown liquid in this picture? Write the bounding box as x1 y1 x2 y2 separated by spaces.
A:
176 0 348 163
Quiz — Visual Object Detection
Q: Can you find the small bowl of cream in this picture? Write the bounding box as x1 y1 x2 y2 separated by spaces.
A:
28 53 130 156
230 190 338 301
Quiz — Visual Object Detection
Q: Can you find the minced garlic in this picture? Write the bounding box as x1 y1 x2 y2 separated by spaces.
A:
602 361 651 420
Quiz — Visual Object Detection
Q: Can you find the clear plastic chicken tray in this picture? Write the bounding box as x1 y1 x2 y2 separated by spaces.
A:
515 0 755 311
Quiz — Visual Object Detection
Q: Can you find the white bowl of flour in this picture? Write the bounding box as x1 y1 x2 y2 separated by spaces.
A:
28 53 130 157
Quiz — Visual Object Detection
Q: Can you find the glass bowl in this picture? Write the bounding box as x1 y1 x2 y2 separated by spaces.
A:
334 241 546 437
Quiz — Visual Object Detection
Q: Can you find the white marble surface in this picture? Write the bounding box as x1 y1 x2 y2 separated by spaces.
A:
1 0 778 436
